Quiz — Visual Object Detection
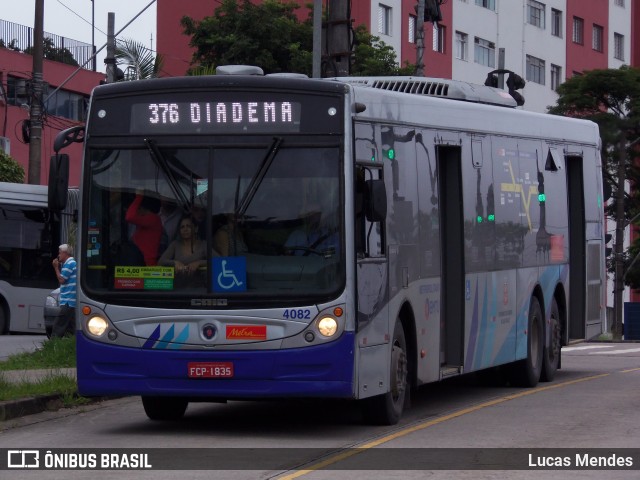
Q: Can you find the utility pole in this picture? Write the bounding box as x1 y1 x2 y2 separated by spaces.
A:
324 0 351 76
105 13 116 83
312 0 321 78
613 135 627 340
497 48 505 88
417 1 443 77
91 0 96 71
28 0 44 185
415 0 425 76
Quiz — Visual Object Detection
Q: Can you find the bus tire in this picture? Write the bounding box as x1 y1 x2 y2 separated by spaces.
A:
362 321 408 425
510 296 543 388
141 396 188 421
0 307 6 334
541 298 561 382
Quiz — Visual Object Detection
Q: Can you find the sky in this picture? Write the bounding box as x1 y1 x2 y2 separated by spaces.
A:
2 0 157 72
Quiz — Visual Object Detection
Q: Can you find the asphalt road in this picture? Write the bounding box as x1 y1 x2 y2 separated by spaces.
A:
0 341 639 479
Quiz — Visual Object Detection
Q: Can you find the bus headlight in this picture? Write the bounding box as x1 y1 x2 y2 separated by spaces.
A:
87 316 108 337
317 316 338 337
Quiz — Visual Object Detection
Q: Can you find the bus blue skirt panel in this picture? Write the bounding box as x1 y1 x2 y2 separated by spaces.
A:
76 332 355 398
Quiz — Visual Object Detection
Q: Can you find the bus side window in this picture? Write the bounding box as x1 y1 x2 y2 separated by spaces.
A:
356 166 385 258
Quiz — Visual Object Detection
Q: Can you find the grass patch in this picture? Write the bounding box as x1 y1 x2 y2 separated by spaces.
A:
0 336 76 371
0 337 93 409
0 374 89 407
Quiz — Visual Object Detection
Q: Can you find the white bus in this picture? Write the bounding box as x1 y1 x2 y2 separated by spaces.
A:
52 67 605 424
0 182 77 334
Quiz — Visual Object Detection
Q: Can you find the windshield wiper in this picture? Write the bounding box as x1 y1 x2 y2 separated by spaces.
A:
144 139 191 211
235 137 283 218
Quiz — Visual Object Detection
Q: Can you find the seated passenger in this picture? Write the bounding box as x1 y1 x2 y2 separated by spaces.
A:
159 215 207 276
285 203 338 257
213 211 248 257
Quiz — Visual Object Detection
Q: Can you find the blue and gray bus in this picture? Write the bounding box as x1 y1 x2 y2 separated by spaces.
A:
51 67 605 424
0 181 77 335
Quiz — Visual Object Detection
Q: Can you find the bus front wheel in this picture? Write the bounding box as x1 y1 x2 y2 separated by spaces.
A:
141 396 188 421
510 296 543 387
362 321 408 425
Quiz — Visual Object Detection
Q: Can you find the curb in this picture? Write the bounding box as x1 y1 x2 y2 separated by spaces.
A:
0 368 81 422
0 394 66 422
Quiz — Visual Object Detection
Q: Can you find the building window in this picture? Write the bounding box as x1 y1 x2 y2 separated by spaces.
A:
378 4 392 36
550 64 562 91
6 76 88 122
526 55 545 85
572 17 584 44
6 76 30 107
527 1 545 29
433 23 446 53
614 33 625 60
614 0 624 6
592 25 603 52
408 15 416 43
45 87 89 122
455 31 468 60
474 37 495 67
475 0 495 11
551 9 562 37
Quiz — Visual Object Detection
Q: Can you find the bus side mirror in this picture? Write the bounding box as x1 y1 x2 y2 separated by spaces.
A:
48 154 69 211
365 179 387 222
54 125 85 153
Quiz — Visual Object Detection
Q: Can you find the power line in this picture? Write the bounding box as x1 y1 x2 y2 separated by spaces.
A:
43 0 158 104
55 0 107 37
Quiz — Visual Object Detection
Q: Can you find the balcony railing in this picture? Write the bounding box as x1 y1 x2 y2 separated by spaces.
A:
0 18 94 69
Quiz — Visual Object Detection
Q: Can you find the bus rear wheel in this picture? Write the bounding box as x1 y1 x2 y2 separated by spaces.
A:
510 296 543 387
141 396 188 421
541 298 561 382
362 321 408 425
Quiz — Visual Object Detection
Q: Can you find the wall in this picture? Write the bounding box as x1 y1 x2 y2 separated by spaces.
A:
0 47 103 186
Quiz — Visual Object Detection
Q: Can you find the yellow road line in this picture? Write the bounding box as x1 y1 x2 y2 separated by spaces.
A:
621 367 640 373
277 373 609 479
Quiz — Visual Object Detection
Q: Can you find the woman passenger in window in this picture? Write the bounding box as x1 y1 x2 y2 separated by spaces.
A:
159 215 208 276
213 204 248 257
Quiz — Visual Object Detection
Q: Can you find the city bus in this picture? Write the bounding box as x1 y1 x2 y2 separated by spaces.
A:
0 181 78 334
50 67 605 424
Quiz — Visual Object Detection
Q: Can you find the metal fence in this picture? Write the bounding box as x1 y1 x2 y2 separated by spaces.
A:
0 19 94 69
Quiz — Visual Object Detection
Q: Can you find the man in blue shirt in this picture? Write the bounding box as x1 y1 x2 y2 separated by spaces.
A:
285 204 339 258
51 243 77 337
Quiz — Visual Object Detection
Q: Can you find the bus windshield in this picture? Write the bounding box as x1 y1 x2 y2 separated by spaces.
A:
83 141 344 305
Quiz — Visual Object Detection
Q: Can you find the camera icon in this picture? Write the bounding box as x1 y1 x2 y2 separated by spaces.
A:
7 450 40 468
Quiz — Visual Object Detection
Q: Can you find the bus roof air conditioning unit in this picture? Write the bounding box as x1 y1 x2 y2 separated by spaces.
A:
0 136 10 155
332 76 517 108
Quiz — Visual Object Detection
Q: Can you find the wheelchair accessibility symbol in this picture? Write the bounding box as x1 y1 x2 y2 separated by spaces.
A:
213 257 247 292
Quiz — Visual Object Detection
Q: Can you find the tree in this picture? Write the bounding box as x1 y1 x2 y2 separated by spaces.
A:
115 38 164 80
351 25 415 76
181 1 415 76
0 151 26 183
181 0 313 75
24 37 78 66
548 66 640 339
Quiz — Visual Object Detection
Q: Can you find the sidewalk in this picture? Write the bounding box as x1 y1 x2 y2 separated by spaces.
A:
0 368 77 422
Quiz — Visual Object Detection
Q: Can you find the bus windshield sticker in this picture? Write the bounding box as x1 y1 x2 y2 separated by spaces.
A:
114 266 174 290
